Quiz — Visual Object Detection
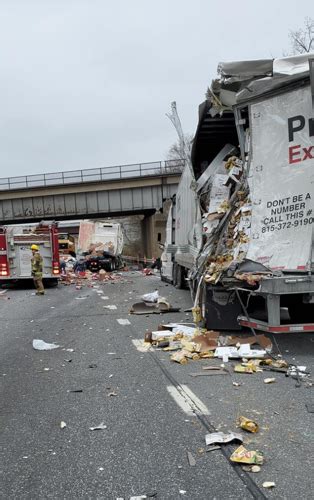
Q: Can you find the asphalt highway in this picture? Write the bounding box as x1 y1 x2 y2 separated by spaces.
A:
0 272 313 499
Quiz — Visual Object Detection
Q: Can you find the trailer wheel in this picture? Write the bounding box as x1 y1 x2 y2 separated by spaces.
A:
175 264 185 289
44 278 59 288
288 303 313 323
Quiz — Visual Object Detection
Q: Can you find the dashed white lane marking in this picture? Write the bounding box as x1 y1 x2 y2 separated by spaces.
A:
117 318 131 325
131 339 152 352
167 384 210 416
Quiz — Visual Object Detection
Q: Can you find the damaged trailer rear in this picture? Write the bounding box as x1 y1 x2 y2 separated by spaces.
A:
163 53 314 332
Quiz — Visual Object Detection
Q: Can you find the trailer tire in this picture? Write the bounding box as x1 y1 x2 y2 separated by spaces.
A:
175 264 185 289
288 303 313 323
44 278 59 288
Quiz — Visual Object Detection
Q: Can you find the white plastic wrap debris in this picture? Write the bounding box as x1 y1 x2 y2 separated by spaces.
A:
214 346 239 359
141 290 159 303
164 324 197 338
246 85 314 271
205 431 243 446
151 330 175 341
32 339 60 350
214 345 266 359
237 344 267 358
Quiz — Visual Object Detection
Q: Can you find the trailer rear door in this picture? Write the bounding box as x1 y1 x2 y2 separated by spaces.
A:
246 85 314 271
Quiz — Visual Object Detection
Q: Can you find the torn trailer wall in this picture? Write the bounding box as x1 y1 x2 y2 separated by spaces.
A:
189 54 314 329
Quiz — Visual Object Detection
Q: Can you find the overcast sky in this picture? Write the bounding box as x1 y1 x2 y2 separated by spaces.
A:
0 0 312 177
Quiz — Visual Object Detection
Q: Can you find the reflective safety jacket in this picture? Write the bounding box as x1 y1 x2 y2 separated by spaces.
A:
31 251 43 277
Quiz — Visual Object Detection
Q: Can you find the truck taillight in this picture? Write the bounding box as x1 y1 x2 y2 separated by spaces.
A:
53 261 60 275
0 263 8 276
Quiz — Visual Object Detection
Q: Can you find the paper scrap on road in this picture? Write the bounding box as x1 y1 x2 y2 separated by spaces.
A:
107 391 118 397
104 305 117 310
32 339 60 350
89 422 107 431
187 451 196 466
101 296 109 300
117 319 131 325
264 377 276 384
263 482 275 489
205 431 243 446
60 421 67 429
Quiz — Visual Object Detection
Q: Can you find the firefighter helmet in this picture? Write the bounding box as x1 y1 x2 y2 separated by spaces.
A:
31 244 39 251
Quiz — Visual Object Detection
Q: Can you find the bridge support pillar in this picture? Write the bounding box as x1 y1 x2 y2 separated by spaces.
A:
142 214 155 261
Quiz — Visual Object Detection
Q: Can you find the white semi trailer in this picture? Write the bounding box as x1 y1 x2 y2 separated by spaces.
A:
162 53 314 332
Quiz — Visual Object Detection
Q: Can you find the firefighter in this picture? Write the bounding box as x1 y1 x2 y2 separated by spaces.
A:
31 244 45 295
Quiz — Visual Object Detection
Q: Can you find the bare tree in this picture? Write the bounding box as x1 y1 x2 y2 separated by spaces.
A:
166 133 193 162
289 17 314 54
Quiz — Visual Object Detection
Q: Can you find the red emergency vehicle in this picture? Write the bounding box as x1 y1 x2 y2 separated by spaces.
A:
0 221 60 284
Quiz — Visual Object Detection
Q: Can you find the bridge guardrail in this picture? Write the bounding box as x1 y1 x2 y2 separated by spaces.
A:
0 159 185 191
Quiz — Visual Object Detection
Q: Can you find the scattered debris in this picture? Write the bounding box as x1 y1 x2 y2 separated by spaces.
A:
262 482 276 489
144 325 272 366
32 339 60 350
232 382 242 387
141 290 159 303
189 370 228 377
205 431 243 446
117 319 131 325
242 465 261 473
206 445 221 453
264 377 276 384
187 451 196 466
60 421 67 429
305 403 314 413
237 416 259 433
230 445 264 465
107 391 118 397
142 268 154 276
89 422 107 431
130 299 180 315
88 364 97 369
68 389 83 393
104 305 117 310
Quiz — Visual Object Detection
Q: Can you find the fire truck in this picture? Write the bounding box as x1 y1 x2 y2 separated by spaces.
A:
0 221 60 284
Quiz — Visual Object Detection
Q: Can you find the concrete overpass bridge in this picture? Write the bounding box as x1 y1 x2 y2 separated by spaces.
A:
0 160 183 223
0 160 184 258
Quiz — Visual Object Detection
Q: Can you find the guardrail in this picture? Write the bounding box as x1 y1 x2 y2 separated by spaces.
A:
0 159 185 191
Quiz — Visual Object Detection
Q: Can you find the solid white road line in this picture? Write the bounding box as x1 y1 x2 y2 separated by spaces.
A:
167 384 210 416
